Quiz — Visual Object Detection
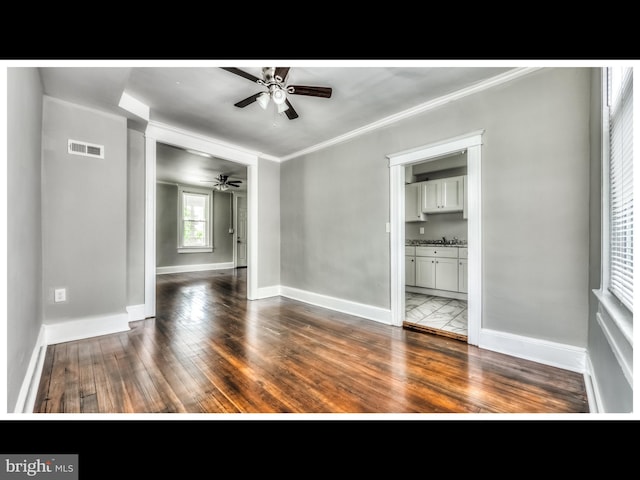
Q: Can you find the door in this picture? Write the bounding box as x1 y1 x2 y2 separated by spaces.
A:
405 255 416 286
440 177 463 212
434 257 458 291
237 202 247 267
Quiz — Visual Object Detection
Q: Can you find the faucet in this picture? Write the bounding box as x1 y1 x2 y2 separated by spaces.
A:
442 236 446 244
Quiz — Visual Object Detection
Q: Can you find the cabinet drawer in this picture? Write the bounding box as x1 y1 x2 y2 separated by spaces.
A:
458 248 468 259
405 246 416 256
415 246 458 258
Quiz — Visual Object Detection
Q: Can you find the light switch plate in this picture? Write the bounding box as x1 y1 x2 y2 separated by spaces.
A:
420 227 425 234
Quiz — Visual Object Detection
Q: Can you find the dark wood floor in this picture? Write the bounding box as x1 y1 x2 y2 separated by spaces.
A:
34 268 590 414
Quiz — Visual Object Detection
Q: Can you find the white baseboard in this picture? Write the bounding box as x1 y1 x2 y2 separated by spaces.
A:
280 286 392 325
156 262 235 275
126 304 146 322
44 313 131 345
255 285 282 299
14 325 48 413
583 356 600 413
478 328 587 373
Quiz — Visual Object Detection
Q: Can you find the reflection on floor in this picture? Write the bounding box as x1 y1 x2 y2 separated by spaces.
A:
404 292 468 341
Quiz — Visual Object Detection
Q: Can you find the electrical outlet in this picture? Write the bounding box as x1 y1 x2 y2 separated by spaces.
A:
54 288 66 303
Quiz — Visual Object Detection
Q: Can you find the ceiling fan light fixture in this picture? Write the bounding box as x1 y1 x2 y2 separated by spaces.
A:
256 92 270 110
271 87 287 105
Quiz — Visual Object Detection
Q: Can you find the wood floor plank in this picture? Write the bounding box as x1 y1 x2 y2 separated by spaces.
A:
33 268 590 414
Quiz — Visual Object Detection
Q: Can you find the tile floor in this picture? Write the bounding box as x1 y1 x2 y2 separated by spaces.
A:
405 292 468 337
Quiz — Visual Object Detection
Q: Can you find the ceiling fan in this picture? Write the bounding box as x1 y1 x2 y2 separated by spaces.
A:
201 174 242 191
221 67 333 120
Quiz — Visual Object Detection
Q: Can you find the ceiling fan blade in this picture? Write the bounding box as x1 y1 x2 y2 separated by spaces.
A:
221 67 261 84
284 100 299 120
234 93 262 108
289 85 332 98
227 181 242 186
275 67 290 82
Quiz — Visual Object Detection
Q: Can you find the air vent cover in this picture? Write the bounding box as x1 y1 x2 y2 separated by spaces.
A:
67 139 104 159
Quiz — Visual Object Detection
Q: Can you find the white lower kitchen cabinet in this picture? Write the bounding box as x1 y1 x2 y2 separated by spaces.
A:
415 256 458 291
415 256 436 289
406 255 416 286
458 258 468 293
433 257 458 291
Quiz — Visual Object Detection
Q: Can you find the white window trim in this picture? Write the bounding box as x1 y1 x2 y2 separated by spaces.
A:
594 67 633 339
177 184 213 253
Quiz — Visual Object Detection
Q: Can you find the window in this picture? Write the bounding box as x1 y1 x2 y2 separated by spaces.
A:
605 66 633 312
177 185 213 253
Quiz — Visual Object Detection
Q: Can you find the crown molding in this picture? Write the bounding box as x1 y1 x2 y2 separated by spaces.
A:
279 67 543 162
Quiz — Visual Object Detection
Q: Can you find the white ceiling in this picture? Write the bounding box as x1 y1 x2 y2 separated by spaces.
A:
38 62 516 183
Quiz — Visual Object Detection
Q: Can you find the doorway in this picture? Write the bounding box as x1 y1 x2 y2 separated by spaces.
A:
388 131 483 346
144 122 259 319
403 152 469 341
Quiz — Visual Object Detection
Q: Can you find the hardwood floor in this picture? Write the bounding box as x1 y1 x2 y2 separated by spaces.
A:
34 268 590 414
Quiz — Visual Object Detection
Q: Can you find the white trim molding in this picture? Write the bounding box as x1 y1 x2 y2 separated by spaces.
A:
255 285 282 299
13 326 47 413
280 286 392 325
126 304 146 322
44 313 130 346
387 131 483 345
478 328 587 374
282 68 540 162
156 262 235 275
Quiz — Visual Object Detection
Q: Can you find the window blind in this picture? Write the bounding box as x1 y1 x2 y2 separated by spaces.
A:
608 67 634 311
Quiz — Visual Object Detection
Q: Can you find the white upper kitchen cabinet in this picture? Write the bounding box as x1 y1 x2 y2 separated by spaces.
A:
405 182 426 222
421 175 465 213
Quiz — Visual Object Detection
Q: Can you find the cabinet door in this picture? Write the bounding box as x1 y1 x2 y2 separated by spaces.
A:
421 181 439 213
440 176 463 212
415 256 436 288
405 183 425 221
405 256 416 286
434 257 458 291
458 259 468 293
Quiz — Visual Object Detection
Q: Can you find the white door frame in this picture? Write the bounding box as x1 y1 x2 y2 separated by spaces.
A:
387 130 483 345
144 122 259 318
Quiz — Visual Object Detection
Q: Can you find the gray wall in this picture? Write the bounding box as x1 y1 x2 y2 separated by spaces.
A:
258 158 281 288
281 139 390 307
156 183 233 267
281 67 592 347
41 96 128 323
7 68 44 412
127 129 145 306
586 69 632 412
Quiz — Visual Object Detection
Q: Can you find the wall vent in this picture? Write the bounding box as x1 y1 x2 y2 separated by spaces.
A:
68 139 104 159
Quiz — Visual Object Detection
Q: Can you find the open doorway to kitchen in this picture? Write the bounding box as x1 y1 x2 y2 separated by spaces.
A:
388 131 482 346
403 152 468 341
